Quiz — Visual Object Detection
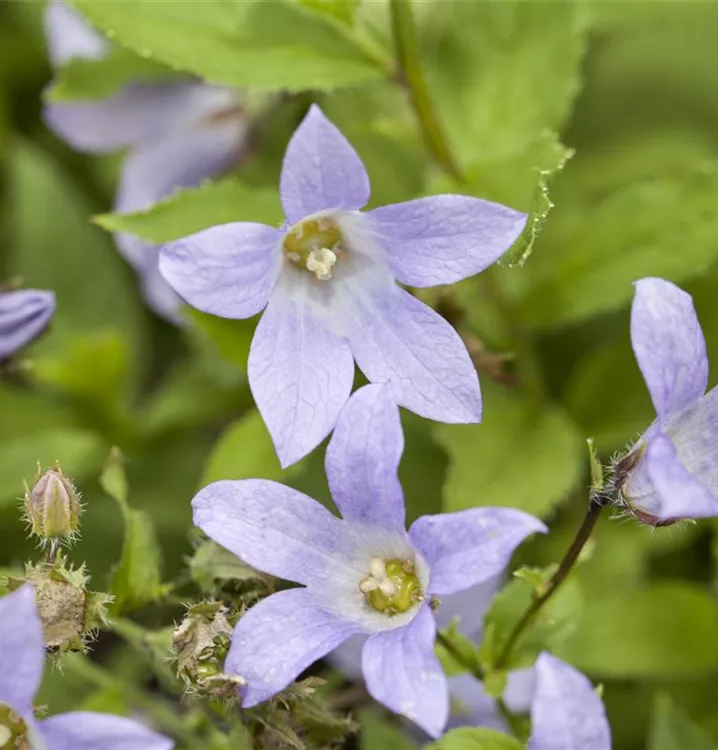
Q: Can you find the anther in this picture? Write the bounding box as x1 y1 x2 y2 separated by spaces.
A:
306 247 337 281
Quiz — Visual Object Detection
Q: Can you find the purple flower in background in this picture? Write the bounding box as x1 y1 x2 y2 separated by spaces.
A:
192 384 545 737
619 277 718 524
0 290 56 361
528 652 611 750
0 585 173 750
160 104 526 466
42 0 250 322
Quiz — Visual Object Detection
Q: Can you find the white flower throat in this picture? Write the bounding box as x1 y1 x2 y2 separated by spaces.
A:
283 217 343 281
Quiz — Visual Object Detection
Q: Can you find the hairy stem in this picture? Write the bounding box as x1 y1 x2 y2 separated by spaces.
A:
389 0 463 183
495 499 604 670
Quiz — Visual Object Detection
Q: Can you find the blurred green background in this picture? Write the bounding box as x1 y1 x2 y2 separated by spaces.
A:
3 2 718 748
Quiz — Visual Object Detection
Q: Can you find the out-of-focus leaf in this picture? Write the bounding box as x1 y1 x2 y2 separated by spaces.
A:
435 383 583 518
94 178 282 244
649 693 718 750
190 539 265 590
359 710 417 750
426 727 521 750
202 409 303 486
518 162 718 330
559 584 718 677
437 618 482 678
71 0 386 92
481 566 582 670
47 47 172 102
299 0 360 27
101 449 165 614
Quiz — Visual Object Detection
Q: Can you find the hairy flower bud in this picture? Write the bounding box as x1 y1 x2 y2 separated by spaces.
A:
24 464 81 543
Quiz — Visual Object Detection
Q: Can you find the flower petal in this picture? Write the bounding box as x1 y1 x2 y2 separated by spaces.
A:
192 479 359 588
44 0 107 67
644 433 718 520
409 508 547 596
529 652 611 750
362 604 448 739
249 276 355 467
368 195 526 287
347 285 481 423
159 224 282 320
45 82 239 155
280 104 370 224
0 290 56 360
38 712 173 750
226 588 359 707
631 277 708 423
0 586 44 712
326 384 405 531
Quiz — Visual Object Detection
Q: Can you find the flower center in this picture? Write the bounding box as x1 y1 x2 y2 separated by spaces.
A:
0 703 30 750
282 218 343 281
359 557 422 615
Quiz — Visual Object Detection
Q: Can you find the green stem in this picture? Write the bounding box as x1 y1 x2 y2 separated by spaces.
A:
495 500 604 670
63 654 205 749
389 0 463 183
436 631 484 681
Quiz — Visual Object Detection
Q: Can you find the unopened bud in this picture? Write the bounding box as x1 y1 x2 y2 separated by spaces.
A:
24 464 81 542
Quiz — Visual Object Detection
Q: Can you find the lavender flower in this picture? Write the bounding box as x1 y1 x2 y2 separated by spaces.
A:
43 0 249 322
0 290 56 361
528 652 611 750
0 585 173 750
192 384 545 737
160 104 526 466
618 277 718 524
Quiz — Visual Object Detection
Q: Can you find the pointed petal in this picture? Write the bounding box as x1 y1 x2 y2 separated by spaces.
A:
0 290 56 360
347 285 481 423
192 479 359 588
529 653 611 750
631 278 707 423
644 433 718 520
0 586 44 712
409 508 547 596
362 604 448 739
368 195 526 287
448 674 507 731
249 277 355 467
226 588 358 707
159 223 282 320
38 712 173 750
45 82 239 155
44 0 107 67
280 104 370 224
326 384 405 531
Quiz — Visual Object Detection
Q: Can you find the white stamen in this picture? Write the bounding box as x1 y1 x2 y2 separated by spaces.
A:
370 557 386 580
379 578 398 597
306 247 337 281
359 577 379 594
0 727 11 745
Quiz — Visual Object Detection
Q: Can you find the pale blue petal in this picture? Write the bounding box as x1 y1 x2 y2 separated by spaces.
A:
38 712 173 750
0 290 56 360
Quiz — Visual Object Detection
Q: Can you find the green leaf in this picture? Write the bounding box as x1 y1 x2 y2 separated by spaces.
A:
299 0 360 27
101 449 165 614
426 727 521 750
436 618 482 677
202 409 303 486
359 710 417 750
190 539 266 590
481 566 582 670
559 583 718 677
518 161 718 330
435 383 583 518
94 178 282 244
47 47 172 102
71 0 386 92
649 694 718 750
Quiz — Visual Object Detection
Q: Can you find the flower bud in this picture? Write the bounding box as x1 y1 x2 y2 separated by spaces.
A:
24 464 81 542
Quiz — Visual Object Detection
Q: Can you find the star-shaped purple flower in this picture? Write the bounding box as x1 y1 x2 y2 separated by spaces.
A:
0 585 173 750
192 384 545 737
43 0 249 322
0 290 56 361
528 652 611 750
159 104 527 466
619 277 718 524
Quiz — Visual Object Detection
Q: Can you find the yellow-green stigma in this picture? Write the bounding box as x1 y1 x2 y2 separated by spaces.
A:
360 557 422 616
282 217 342 280
0 703 30 750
